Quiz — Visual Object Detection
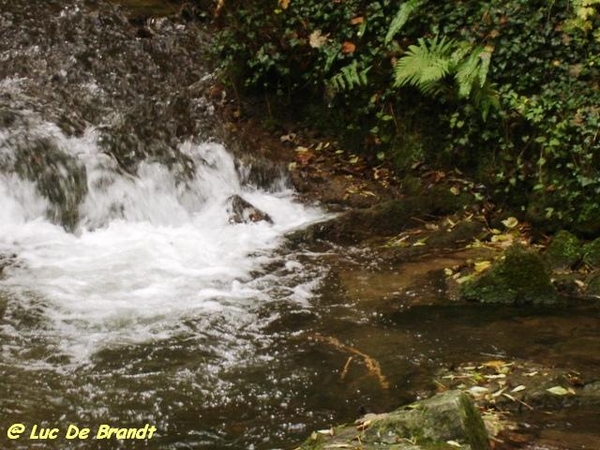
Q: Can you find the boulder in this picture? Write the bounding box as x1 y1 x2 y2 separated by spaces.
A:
296 390 490 450
226 194 273 224
544 230 582 270
288 187 473 245
461 243 559 304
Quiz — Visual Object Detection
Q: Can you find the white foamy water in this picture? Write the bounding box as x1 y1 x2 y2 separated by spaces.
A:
0 123 324 365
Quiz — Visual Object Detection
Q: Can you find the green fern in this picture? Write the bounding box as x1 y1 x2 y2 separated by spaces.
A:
393 35 456 89
328 60 371 93
455 46 492 98
385 0 425 44
393 35 497 119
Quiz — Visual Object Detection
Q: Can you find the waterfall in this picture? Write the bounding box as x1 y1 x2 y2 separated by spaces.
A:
0 2 328 448
0 115 323 365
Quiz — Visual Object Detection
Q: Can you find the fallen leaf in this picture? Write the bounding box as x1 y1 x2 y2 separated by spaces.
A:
350 16 364 25
309 30 328 48
492 387 507 398
469 386 490 395
474 261 492 273
502 217 519 229
341 41 356 54
278 0 290 9
447 441 462 448
511 385 527 393
547 386 570 396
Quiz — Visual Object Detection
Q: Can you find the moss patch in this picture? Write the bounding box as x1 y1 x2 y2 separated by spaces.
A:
583 238 600 269
461 244 559 304
544 230 582 270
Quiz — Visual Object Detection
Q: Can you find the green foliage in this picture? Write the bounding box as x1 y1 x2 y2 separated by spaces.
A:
385 0 424 44
567 0 600 38
393 35 456 93
327 60 371 94
392 36 497 118
213 0 600 236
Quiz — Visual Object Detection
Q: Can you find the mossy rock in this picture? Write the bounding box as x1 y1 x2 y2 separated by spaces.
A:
296 390 489 450
582 238 600 268
288 187 474 245
461 244 559 304
544 230 582 270
586 273 600 297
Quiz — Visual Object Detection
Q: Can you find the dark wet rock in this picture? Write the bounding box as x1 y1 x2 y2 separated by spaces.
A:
551 273 585 297
425 220 487 249
544 230 582 270
582 237 600 268
0 0 215 172
461 244 559 304
379 220 489 265
581 381 600 402
297 390 490 450
226 194 272 224
288 187 474 245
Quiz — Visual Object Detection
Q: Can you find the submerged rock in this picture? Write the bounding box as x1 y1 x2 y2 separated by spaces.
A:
461 244 559 304
226 194 273 224
296 390 490 450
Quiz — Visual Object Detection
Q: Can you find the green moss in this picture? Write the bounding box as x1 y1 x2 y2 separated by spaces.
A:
583 238 600 268
462 243 559 304
459 393 490 450
586 273 600 297
544 230 583 270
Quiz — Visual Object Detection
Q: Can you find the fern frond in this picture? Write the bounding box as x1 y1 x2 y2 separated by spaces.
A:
455 51 480 98
385 0 425 44
393 36 456 90
478 48 492 88
455 46 493 98
472 82 500 121
328 60 371 93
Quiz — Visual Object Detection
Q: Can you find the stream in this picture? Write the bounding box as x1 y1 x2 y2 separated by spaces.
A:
1 1 599 449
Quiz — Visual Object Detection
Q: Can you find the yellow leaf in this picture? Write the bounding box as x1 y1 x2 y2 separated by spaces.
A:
481 360 506 370
547 386 570 396
474 261 492 273
501 216 519 229
279 0 290 9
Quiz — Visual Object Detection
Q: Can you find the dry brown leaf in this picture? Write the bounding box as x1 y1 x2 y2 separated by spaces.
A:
341 41 356 54
309 30 328 48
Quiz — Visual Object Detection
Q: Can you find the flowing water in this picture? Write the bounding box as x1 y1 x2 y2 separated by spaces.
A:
1 1 599 449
